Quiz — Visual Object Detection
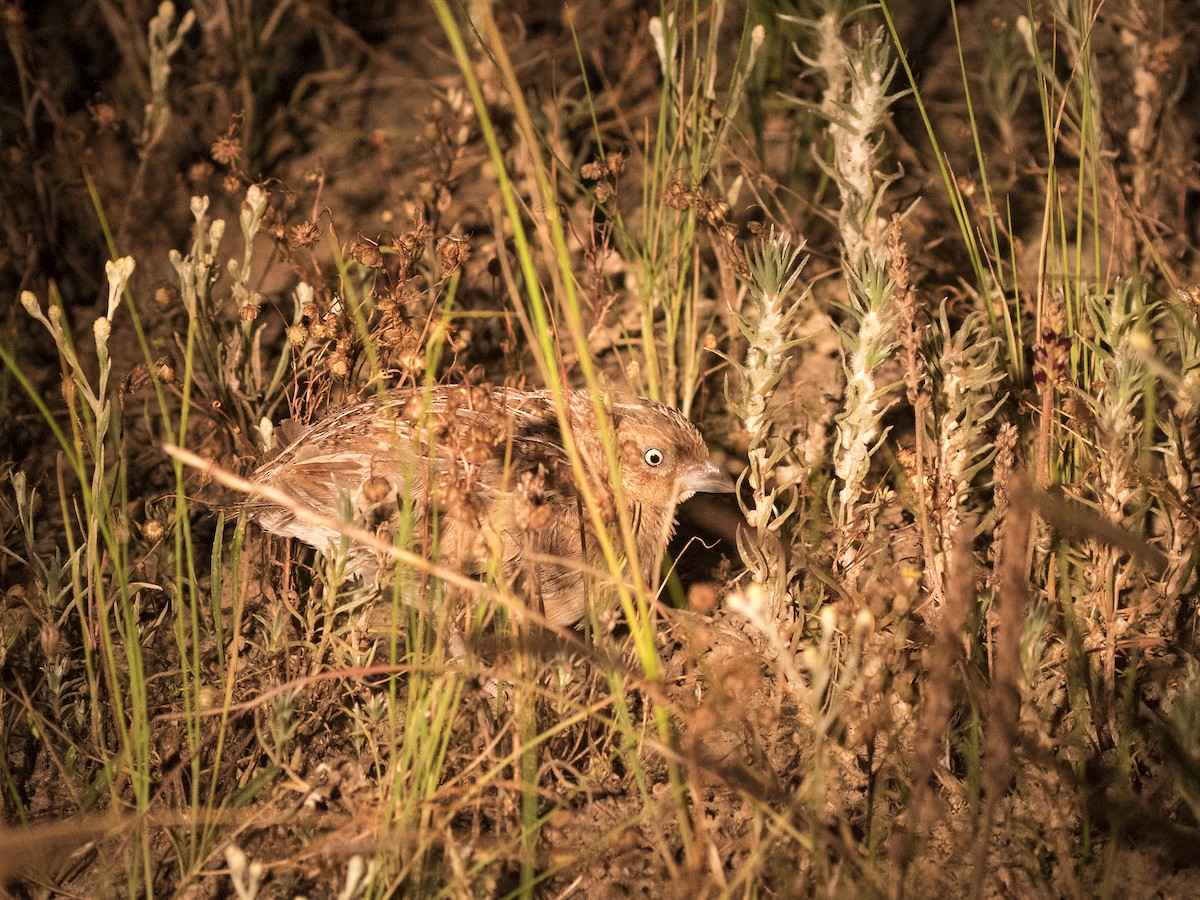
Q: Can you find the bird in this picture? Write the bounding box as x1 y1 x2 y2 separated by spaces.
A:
246 384 734 627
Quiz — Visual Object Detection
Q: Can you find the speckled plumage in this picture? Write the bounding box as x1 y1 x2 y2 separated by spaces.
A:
247 386 732 626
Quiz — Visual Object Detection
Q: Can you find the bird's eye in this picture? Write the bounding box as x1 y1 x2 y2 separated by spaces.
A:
644 448 664 467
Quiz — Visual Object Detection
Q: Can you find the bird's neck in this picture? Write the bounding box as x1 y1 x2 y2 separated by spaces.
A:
632 499 678 583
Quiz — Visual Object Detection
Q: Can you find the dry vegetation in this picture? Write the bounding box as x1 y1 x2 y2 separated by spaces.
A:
3 0 1200 896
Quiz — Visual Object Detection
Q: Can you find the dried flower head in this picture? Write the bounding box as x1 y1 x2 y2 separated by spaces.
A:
289 221 321 249
436 235 471 280
664 181 696 211
348 239 384 269
89 100 118 132
211 125 242 166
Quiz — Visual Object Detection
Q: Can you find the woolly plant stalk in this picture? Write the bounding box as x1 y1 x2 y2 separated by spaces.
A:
729 231 809 617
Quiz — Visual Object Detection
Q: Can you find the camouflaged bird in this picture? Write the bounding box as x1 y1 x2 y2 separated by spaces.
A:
247 385 733 627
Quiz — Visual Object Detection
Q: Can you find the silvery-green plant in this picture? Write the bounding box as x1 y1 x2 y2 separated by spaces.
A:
785 8 905 586
830 259 897 580
728 230 809 617
1156 293 1200 627
171 186 295 436
140 1 195 150
787 10 901 272
929 307 1005 572
1078 279 1155 690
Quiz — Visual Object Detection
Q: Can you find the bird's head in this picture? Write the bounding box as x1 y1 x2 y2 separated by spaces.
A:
611 399 734 507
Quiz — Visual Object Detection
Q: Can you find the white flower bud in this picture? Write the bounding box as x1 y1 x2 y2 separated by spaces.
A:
105 256 136 287
190 195 210 222
245 183 266 212
104 256 135 318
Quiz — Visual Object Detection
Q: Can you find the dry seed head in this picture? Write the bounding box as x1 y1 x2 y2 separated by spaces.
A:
142 519 165 542
348 240 383 269
289 221 320 248
211 129 241 166
122 363 152 395
694 187 729 226
393 223 430 259
436 235 471 278
89 101 118 131
239 304 260 322
313 314 340 340
664 181 695 210
393 224 431 279
326 354 349 378
375 290 398 315
286 324 308 345
187 161 214 184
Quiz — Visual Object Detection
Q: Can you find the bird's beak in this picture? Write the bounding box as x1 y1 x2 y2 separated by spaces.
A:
679 461 736 497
